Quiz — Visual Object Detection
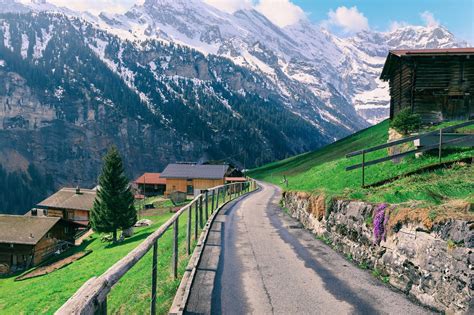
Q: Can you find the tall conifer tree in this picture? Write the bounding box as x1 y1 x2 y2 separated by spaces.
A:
90 146 136 242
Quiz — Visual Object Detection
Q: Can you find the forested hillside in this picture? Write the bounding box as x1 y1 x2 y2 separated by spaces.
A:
0 164 54 214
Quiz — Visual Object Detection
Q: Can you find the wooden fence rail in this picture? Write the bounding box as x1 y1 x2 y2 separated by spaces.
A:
346 120 474 187
56 180 257 315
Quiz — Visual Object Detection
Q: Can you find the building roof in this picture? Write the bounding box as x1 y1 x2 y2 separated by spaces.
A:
37 187 96 211
390 48 474 57
160 164 230 179
225 177 247 182
134 173 166 185
381 48 474 80
0 215 61 245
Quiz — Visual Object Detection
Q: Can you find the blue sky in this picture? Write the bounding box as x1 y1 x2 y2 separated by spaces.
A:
293 0 473 42
45 0 473 42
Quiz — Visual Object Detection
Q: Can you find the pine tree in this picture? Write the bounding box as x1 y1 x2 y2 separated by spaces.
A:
90 146 136 242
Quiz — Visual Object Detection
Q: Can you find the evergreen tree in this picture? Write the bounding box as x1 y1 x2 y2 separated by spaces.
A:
90 146 136 242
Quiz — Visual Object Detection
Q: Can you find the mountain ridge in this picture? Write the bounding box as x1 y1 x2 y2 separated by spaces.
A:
0 0 468 214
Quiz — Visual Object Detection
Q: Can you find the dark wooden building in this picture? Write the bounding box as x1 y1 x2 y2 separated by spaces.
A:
0 215 76 274
134 173 167 197
36 187 96 226
380 48 474 123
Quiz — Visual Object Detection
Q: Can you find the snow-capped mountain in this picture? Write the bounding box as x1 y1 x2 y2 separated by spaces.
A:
0 0 467 213
6 0 466 126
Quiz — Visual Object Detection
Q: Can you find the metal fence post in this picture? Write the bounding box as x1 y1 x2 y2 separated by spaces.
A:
186 206 191 255
199 194 204 228
439 128 443 163
97 298 107 315
216 188 219 209
223 185 227 203
194 200 198 240
361 150 366 188
205 191 209 222
173 218 179 280
151 240 158 315
211 189 215 212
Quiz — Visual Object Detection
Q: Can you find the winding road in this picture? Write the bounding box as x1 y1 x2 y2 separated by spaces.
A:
185 182 431 314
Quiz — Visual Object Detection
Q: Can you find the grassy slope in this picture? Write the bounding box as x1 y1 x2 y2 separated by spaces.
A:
249 120 474 205
0 209 197 314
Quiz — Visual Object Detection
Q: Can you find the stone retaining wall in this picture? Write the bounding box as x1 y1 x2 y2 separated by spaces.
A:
283 191 473 314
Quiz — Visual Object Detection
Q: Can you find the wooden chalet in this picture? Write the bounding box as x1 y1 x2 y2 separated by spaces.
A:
380 48 474 123
36 187 96 226
161 163 232 195
134 173 166 197
0 215 76 274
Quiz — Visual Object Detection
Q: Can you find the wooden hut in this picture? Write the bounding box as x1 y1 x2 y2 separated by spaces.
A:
161 163 231 196
380 48 474 123
36 187 96 226
0 215 77 274
134 173 167 197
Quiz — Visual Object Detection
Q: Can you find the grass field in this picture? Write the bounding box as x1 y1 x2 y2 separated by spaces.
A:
249 120 474 206
0 207 199 314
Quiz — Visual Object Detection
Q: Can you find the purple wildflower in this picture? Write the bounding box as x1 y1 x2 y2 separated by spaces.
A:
373 204 387 245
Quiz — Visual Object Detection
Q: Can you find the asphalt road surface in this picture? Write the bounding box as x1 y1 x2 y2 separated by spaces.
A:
185 182 432 315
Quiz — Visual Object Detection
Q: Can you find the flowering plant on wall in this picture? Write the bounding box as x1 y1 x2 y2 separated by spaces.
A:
373 204 391 245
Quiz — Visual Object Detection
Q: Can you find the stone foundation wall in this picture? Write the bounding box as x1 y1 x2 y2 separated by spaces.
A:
283 192 473 314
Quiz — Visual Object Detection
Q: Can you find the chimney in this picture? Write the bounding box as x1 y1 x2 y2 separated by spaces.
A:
76 186 81 194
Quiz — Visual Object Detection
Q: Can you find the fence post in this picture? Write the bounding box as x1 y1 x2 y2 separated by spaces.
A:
97 298 107 315
199 194 204 228
205 191 209 222
216 188 219 209
439 128 443 163
173 218 179 280
186 206 191 255
151 240 158 315
211 189 215 212
361 150 366 188
223 185 227 203
194 200 198 240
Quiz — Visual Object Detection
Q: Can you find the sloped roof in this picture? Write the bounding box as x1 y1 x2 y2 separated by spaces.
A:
390 48 474 57
0 215 61 245
37 188 96 211
134 173 166 185
225 177 247 182
160 164 230 179
381 48 474 80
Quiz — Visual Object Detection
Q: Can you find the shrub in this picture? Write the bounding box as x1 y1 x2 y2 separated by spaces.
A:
390 108 422 135
373 204 391 245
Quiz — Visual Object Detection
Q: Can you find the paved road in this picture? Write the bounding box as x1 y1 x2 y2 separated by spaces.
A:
185 182 432 314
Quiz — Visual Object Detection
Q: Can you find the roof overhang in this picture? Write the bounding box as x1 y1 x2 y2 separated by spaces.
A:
380 48 474 81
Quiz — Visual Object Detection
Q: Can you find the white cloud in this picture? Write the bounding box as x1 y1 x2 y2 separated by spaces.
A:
255 0 306 27
44 0 141 14
42 0 305 27
420 11 439 27
203 0 252 14
388 20 410 31
326 6 369 34
389 11 440 32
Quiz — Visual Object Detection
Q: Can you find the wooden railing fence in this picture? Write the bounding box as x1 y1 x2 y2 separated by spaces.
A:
346 120 474 186
56 180 257 315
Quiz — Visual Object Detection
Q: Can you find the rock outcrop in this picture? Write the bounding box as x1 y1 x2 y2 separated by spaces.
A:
283 191 473 314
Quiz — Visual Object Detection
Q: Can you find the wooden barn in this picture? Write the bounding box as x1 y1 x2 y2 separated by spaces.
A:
0 215 76 274
161 163 232 196
380 48 474 123
36 187 96 226
134 173 167 197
